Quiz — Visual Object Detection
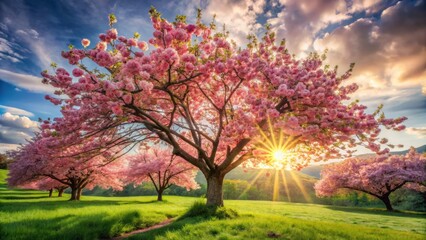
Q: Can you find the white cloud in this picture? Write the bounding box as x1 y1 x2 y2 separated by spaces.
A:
16 29 39 39
0 112 38 129
158 0 267 45
0 105 33 117
0 1 54 69
349 0 383 14
0 143 20 153
193 0 267 45
0 37 25 62
0 52 20 62
267 0 352 54
266 0 397 55
0 112 38 146
313 1 426 95
0 126 33 144
406 127 426 139
0 68 55 94
0 23 8 31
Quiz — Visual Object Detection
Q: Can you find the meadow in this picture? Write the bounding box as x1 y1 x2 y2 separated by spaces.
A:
1 169 425 240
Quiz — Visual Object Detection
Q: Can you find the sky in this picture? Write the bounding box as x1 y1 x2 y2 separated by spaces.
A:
0 0 425 154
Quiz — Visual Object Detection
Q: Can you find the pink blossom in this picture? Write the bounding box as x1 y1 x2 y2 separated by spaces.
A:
96 42 107 51
107 28 118 40
95 51 112 67
161 48 179 63
99 34 107 42
118 36 127 43
127 38 137 47
185 62 194 72
81 38 90 48
72 68 84 77
111 104 123 115
186 24 196 34
123 94 132 104
137 41 148 51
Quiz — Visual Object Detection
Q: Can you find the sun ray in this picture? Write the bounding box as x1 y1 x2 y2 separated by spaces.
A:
280 170 291 202
256 124 275 150
289 170 312 203
273 170 280 201
267 116 278 148
238 169 265 199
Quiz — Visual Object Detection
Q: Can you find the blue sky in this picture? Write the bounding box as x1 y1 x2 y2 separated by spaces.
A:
0 0 425 153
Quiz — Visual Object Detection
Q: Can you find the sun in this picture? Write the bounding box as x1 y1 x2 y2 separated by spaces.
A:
272 149 286 162
252 116 301 170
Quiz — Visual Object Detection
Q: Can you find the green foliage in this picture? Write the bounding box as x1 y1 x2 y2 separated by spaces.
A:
0 154 11 169
180 201 239 220
108 13 117 27
391 188 426 212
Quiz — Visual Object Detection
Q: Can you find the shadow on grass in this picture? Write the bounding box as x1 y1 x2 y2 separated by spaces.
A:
0 211 148 240
1 195 51 200
126 201 239 240
126 216 205 240
0 199 160 213
324 205 426 219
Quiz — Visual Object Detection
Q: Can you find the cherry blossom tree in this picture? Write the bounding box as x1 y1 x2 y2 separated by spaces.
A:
20 178 68 197
315 148 426 211
38 9 407 206
8 135 125 201
125 147 199 201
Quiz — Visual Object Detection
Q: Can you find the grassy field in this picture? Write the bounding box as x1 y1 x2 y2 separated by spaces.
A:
1 169 425 240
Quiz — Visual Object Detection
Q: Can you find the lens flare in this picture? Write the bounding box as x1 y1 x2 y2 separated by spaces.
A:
253 116 300 170
272 149 286 162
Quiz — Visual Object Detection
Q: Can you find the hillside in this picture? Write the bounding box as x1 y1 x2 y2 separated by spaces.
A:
300 144 426 178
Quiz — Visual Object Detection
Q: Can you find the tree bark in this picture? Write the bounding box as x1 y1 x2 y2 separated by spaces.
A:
76 188 83 201
58 188 64 197
48 189 53 198
380 195 393 211
157 188 164 201
69 187 78 201
206 173 225 207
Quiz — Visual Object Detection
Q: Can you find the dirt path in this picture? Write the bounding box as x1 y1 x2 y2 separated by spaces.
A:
111 218 175 240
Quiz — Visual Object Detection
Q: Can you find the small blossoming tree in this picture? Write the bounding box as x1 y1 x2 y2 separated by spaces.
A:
19 177 68 197
125 147 199 201
314 148 426 211
8 135 125 201
37 9 407 206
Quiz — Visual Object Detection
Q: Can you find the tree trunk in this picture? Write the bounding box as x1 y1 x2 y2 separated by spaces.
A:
206 173 225 207
380 195 393 211
69 187 78 201
58 188 64 197
76 188 82 200
48 189 53 198
157 188 164 201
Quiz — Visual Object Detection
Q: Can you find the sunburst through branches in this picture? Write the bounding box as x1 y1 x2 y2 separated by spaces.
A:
253 116 299 171
241 116 313 202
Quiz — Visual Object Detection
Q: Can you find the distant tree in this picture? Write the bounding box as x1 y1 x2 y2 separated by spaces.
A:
22 178 68 197
7 136 125 201
125 147 199 201
223 180 249 199
0 153 11 169
315 148 426 211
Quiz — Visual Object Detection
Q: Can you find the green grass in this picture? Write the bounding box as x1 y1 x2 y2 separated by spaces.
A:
1 169 425 240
